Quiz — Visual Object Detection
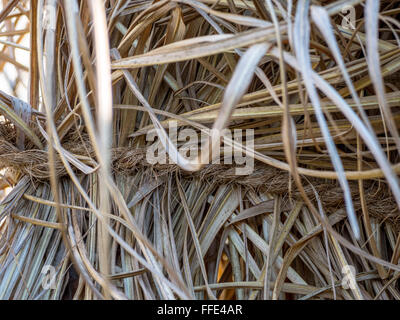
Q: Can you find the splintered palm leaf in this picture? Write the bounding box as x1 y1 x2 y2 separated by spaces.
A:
1 0 400 301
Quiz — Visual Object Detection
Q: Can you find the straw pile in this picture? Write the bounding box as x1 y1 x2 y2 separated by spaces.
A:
0 0 400 300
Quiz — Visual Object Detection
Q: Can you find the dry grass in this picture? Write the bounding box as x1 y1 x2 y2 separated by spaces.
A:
0 0 400 300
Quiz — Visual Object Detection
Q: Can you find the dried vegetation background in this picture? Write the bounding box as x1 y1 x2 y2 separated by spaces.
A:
0 0 400 299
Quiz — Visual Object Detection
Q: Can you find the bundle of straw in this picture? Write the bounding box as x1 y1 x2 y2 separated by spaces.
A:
0 0 400 300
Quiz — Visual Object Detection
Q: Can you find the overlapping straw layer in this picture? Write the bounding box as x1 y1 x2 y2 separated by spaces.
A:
0 0 400 300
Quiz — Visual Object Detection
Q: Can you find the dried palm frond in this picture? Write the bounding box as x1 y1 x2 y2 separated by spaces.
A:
0 0 400 300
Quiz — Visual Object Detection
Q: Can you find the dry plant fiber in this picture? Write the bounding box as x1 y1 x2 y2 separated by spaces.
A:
0 0 400 300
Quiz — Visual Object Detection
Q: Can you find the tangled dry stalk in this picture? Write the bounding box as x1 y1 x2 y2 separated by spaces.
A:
0 0 400 300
